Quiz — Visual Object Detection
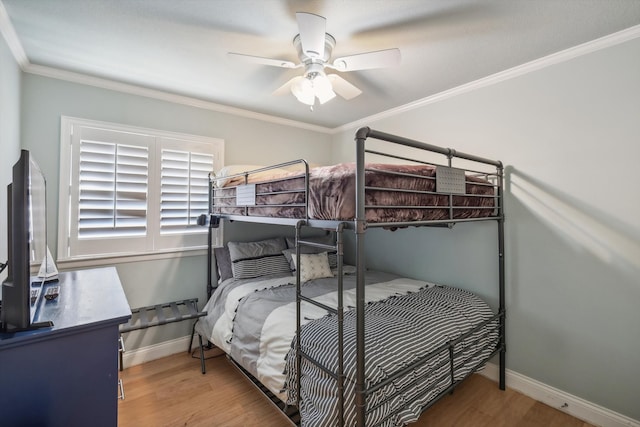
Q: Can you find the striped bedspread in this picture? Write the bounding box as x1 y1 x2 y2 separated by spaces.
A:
286 285 499 427
195 271 498 427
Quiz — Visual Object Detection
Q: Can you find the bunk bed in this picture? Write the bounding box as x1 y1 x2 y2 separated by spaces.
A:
196 127 506 427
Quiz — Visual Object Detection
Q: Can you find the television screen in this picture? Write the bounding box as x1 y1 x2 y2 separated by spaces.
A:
28 156 47 280
1 150 53 332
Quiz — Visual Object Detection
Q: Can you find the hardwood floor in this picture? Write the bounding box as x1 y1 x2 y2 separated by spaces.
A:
118 350 594 427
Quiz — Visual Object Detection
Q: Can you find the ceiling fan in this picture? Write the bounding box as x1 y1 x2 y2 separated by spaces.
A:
228 12 401 107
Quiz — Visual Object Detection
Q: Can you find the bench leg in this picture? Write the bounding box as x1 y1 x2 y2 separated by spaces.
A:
188 322 196 354
188 321 206 374
198 333 206 375
188 321 202 354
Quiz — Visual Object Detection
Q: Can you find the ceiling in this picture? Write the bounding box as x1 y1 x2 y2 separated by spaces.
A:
2 0 640 129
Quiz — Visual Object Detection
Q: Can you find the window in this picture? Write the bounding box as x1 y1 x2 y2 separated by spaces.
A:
58 117 223 264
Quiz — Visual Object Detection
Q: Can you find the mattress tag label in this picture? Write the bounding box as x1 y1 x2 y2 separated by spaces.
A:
436 166 466 194
236 184 256 206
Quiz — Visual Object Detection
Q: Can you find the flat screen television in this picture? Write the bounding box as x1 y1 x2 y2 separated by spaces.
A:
1 150 53 332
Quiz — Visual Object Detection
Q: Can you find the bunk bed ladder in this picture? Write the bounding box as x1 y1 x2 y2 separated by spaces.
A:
295 221 347 426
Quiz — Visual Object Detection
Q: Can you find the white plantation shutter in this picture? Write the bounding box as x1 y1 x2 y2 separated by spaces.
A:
78 141 148 238
59 117 224 262
160 149 213 233
190 152 214 224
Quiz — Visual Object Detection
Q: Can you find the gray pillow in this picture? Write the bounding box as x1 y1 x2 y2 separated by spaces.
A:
228 237 291 279
214 246 233 282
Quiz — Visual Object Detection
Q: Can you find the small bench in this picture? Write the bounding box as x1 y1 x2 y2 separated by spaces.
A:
119 298 208 374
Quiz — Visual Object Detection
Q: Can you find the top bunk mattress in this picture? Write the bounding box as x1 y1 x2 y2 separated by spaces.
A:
212 163 497 224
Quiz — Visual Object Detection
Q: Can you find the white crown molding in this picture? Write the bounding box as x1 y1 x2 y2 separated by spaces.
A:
333 23 640 134
480 363 640 427
0 0 28 67
24 63 333 134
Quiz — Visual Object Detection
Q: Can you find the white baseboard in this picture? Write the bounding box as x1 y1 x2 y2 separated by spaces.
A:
480 363 640 427
121 335 195 370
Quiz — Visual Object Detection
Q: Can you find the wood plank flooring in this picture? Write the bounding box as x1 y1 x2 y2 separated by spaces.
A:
118 349 595 427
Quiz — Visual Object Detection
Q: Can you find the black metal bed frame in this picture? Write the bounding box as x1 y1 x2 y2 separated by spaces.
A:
204 127 506 426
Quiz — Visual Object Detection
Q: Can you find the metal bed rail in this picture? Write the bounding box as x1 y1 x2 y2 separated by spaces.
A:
209 136 501 228
352 127 505 427
364 316 503 424
210 159 310 219
370 343 505 427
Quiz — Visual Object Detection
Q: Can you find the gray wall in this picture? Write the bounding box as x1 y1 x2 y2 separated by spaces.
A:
333 38 640 420
18 74 331 347
0 32 21 284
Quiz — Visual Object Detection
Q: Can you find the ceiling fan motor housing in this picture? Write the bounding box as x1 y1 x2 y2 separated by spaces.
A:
304 63 327 80
293 33 335 66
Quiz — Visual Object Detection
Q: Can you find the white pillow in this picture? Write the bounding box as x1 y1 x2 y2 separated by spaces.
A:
292 252 333 283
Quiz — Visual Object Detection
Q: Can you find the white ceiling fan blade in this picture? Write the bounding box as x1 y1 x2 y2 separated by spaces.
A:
272 76 302 96
296 12 326 59
331 48 401 71
327 74 362 100
228 52 298 69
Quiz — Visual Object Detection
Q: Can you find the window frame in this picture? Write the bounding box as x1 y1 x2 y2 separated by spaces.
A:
57 116 223 268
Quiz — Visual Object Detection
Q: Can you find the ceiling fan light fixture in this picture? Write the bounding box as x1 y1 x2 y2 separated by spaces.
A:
313 73 336 104
290 71 336 106
291 76 315 105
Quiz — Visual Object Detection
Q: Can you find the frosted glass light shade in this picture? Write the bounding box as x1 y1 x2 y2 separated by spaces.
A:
291 77 315 105
313 74 336 104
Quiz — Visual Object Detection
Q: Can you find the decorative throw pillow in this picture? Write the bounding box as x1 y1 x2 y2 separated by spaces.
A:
292 252 334 283
228 237 291 279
